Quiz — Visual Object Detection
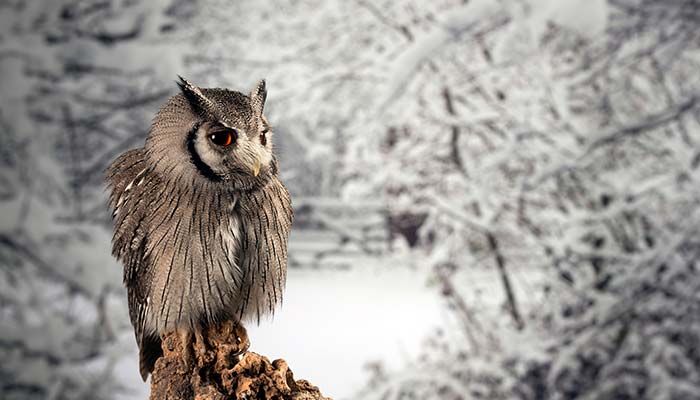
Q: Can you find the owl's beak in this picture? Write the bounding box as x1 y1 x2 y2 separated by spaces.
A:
251 159 262 177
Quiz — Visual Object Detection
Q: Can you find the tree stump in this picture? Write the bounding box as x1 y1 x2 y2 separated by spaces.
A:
149 320 330 400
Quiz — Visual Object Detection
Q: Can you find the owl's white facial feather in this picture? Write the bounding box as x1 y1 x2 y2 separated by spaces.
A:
192 121 273 180
192 124 229 176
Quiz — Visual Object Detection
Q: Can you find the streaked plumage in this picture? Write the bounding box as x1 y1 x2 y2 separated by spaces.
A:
105 77 292 381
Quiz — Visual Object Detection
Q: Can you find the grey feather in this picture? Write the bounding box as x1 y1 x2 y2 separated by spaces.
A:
105 78 292 381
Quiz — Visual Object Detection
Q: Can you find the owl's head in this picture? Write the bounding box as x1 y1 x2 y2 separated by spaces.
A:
145 76 275 191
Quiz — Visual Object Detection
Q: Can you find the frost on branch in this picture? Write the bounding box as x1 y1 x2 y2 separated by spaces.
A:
149 320 330 400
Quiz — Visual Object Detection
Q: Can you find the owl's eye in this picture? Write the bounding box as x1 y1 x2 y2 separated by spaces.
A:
209 130 235 147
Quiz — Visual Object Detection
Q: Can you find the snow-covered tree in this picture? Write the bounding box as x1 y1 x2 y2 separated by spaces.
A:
345 0 700 398
527 2 700 398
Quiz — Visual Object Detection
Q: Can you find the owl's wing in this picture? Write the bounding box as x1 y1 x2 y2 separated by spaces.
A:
236 176 293 323
105 148 161 380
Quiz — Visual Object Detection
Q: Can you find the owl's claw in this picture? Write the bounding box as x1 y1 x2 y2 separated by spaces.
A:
233 323 250 356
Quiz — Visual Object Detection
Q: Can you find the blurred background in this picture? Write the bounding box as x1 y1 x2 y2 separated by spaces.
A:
2 0 700 399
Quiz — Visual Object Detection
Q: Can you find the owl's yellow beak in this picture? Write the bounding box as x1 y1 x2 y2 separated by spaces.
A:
251 159 262 177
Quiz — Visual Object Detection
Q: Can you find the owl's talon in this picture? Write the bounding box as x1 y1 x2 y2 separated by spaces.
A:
235 337 250 356
233 323 250 356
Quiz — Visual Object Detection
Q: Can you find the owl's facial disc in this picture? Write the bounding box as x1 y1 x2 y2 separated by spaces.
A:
190 121 272 182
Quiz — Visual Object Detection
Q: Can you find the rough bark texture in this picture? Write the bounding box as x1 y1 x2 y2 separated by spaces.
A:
149 321 330 400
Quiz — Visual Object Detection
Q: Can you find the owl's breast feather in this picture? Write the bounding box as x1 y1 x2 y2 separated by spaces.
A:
219 199 243 279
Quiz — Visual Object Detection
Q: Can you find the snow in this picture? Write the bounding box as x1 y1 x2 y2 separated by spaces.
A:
252 266 445 398
114 262 448 400
380 0 503 110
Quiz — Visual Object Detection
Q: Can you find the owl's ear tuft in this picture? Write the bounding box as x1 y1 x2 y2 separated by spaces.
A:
250 79 267 116
176 75 216 116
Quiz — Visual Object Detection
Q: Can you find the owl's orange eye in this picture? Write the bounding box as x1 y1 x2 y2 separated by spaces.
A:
210 130 235 147
260 127 269 146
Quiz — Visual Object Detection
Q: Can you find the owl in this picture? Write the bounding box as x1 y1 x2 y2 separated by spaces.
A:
105 77 292 381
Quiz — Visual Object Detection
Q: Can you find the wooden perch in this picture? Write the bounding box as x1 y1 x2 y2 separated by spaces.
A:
149 320 330 400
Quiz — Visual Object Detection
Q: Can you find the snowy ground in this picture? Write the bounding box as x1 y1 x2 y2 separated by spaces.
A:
113 256 546 399
114 261 449 400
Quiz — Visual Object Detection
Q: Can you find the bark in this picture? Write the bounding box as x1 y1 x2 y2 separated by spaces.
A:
149 320 331 400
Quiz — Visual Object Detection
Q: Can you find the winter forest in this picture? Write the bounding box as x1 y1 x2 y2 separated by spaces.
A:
2 0 700 399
